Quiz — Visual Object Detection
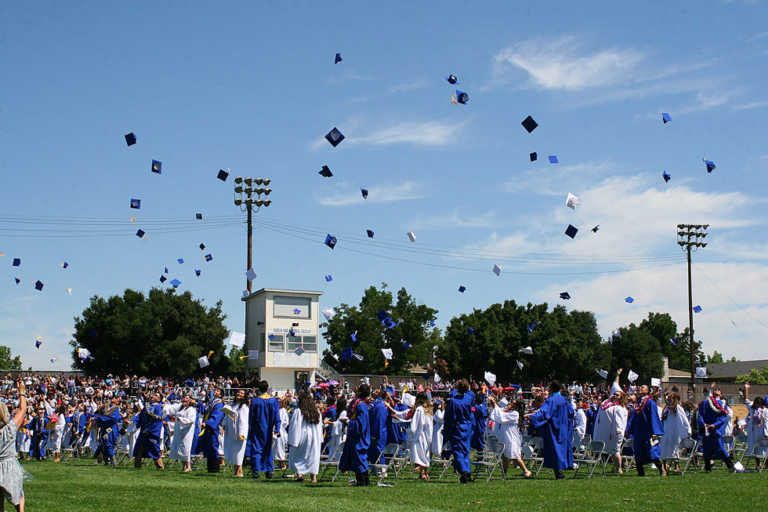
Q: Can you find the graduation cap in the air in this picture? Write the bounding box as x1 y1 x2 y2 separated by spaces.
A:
591 225 600 233
217 169 229 181
454 90 469 104
325 127 345 147
407 231 416 242
198 355 210 368
136 229 146 238
125 132 136 146
662 112 671 124
177 258 184 264
693 305 703 313
130 198 141 209
366 229 374 238
361 188 368 199
295 347 305 356
625 296 634 303
492 264 502 276
669 337 678 345
289 328 296 337
565 224 578 239
468 327 474 334
322 307 335 321
12 258 20 267
61 262 69 269
170 278 181 288
293 308 302 315
662 171 671 183
160 275 167 283
521 115 538 133
519 346 533 355
199 243 206 250
703 159 716 173
324 234 337 249
194 269 201 277
35 337 42 349
377 310 391 322
341 347 353 362
333 52 343 64
195 213 203 220
458 285 466 293
350 330 358 342
382 317 397 329
527 322 538 334
517 360 524 370
429 320 435 327
164 267 169 274
324 274 333 282
559 292 571 300
34 280 44 291
319 165 333 178
565 193 579 210
596 369 608 379
549 155 559 164
151 159 162 174
246 268 257 281
401 340 411 349
381 348 393 360
529 152 537 162
446 74 458 85
204 254 213 262
14 278 20 285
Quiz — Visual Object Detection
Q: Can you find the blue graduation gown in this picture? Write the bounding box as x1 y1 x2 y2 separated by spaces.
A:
134 403 164 459
367 399 388 463
697 397 730 460
471 403 489 452
529 393 574 470
339 400 370 474
199 399 225 460
444 390 475 473
629 397 664 464
585 406 598 437
191 403 204 455
94 407 122 458
29 416 47 458
248 394 280 472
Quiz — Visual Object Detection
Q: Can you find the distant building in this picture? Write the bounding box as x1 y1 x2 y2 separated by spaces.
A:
705 359 768 382
242 288 323 394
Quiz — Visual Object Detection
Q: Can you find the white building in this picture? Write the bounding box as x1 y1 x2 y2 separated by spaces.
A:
242 288 323 394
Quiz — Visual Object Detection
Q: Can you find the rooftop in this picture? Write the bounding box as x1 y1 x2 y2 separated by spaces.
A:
706 360 768 379
242 288 324 301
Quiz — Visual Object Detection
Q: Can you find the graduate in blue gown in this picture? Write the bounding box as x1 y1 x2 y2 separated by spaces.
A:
443 379 475 483
198 389 225 473
248 380 280 478
339 383 371 486
527 381 574 479
698 388 735 472
628 385 665 476
134 392 165 469
585 402 599 438
367 390 388 465
29 407 48 460
94 399 122 466
470 392 488 454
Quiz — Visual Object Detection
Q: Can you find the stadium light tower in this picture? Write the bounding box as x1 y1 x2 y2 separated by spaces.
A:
677 224 709 395
234 177 272 293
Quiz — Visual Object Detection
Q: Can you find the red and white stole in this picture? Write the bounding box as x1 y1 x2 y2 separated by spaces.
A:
600 399 618 411
707 396 727 416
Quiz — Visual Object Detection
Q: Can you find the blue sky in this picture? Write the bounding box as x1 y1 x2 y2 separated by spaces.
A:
2 1 768 370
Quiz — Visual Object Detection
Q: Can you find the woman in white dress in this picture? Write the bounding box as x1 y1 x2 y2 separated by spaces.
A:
0 379 27 512
660 392 691 472
272 397 290 470
15 413 31 461
573 403 587 450
431 400 444 459
324 398 346 462
288 393 323 483
50 404 67 463
167 397 197 472
388 392 434 480
224 390 249 477
593 391 628 474
745 396 768 469
489 396 532 478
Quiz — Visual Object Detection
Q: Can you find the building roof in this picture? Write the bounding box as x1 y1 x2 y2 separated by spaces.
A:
667 368 692 378
242 288 324 301
706 360 768 379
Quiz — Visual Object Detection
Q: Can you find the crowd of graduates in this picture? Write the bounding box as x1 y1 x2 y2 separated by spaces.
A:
2 369 768 490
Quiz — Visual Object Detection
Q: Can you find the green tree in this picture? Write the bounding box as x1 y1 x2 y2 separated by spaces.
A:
69 288 231 377
708 351 724 364
735 367 768 384
322 284 438 374
609 323 664 384
0 346 22 371
227 345 247 375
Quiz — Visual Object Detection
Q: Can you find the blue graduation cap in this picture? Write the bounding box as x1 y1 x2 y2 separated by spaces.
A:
194 269 201 277
455 90 469 104
662 171 671 183
152 160 162 174
703 159 716 173
625 296 634 303
324 234 337 249
204 254 213 262
293 308 302 314
521 115 538 133
429 320 435 327
268 334 275 340
35 338 42 349
366 229 374 238
12 258 20 267
324 274 333 282
136 229 145 238
693 305 703 313
458 285 466 293
319 165 333 178
591 225 600 233
361 188 368 199
530 152 537 162
334 53 342 64
341 347 353 361
376 310 391 322
289 328 296 337
549 155 559 164
177 258 184 264
382 318 396 329
527 322 538 334
130 198 141 209
468 327 474 334
34 280 43 291
61 262 69 269
402 341 412 349
124 132 136 146
669 337 678 345
350 330 358 342
295 346 305 356
446 74 458 85
565 224 578 239
559 292 571 300
160 275 167 283
170 279 181 288
217 169 229 181
662 112 671 123
164 267 169 274
325 127 345 147
195 213 203 220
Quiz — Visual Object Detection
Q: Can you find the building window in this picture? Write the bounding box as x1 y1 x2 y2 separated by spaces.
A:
302 336 317 352
273 296 311 319
268 334 284 352
287 335 302 351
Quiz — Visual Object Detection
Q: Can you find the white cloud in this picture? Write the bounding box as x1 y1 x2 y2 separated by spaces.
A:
406 209 499 231
316 180 426 207
732 100 768 110
347 120 467 147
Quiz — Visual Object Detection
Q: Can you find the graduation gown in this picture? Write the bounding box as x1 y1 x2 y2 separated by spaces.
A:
288 409 323 475
444 390 475 473
327 409 347 462
573 408 587 447
629 396 664 464
272 407 289 461
134 403 164 460
94 407 122 458
697 396 730 460
470 402 489 452
660 405 691 460
431 409 444 457
339 400 370 474
529 393 574 470
169 405 197 462
746 406 768 457
594 401 628 455
198 398 225 460
248 394 280 472
29 416 48 458
367 399 388 463
224 403 249 465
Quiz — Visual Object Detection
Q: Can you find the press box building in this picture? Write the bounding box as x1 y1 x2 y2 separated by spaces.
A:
242 288 323 393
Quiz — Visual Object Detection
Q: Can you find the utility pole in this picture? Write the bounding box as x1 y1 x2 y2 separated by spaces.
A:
676 224 708 398
234 177 272 293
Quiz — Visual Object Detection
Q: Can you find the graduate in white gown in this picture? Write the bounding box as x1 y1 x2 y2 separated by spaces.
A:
50 405 67 463
272 397 290 470
745 396 768 469
167 396 198 472
389 392 434 480
660 392 691 471
223 390 250 477
593 391 628 473
489 396 532 478
431 401 445 459
324 398 346 462
288 393 324 483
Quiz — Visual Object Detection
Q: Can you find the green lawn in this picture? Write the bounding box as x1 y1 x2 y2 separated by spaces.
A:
19 458 767 512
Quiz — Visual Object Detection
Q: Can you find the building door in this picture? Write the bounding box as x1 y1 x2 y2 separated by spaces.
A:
294 371 309 393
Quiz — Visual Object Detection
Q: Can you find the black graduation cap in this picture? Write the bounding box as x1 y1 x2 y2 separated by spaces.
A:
14 278 20 284
204 254 213 262
136 229 145 238
521 116 538 133
199 243 206 250
160 275 167 283
446 74 458 85
591 225 600 233
152 160 162 174
324 234 337 249
458 285 466 293
319 165 333 177
34 280 43 291
12 258 20 267
559 292 571 300
325 127 345 147
565 224 578 239
130 198 141 209
361 188 368 199
662 171 671 183
455 90 469 104
703 159 716 173
529 152 537 162
125 132 136 146
217 169 229 181
194 269 201 277
164 267 169 274
195 213 203 220
335 53 342 64
366 229 374 238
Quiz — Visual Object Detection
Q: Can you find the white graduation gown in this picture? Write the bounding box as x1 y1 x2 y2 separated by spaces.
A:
50 413 66 452
288 409 323 475
593 403 627 455
273 407 289 461
224 404 249 465
431 409 444 457
746 407 768 457
168 405 196 462
573 408 587 446
491 406 522 459
407 406 433 467
326 409 346 461
660 405 691 459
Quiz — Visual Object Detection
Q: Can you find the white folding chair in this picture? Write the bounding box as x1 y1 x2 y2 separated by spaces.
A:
572 440 606 478
472 434 505 482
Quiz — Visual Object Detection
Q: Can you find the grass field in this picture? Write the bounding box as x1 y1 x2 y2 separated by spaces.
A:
20 458 767 512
